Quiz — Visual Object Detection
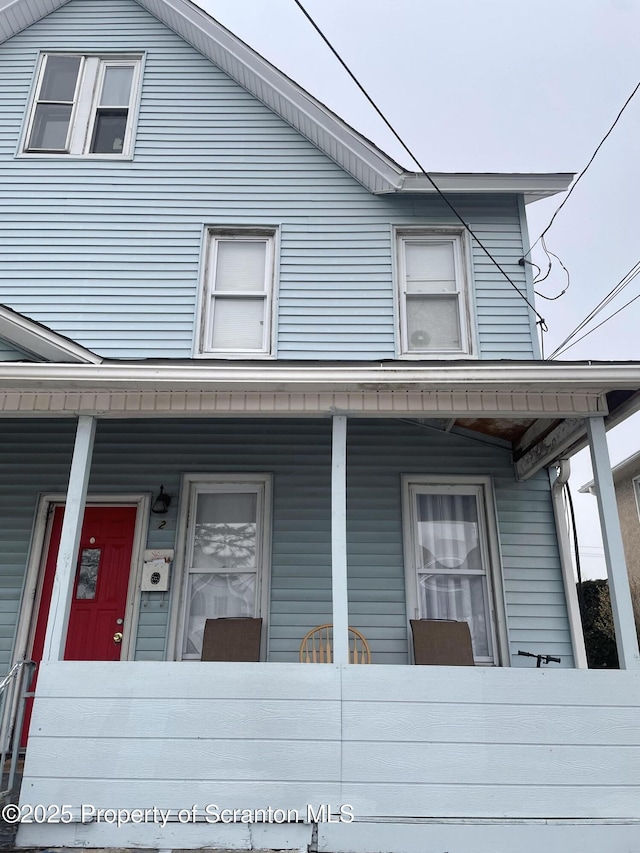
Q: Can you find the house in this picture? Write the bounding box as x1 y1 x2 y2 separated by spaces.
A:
1 1 640 851
581 449 640 583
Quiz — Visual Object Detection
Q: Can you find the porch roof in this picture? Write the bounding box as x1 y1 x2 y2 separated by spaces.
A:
1 359 639 480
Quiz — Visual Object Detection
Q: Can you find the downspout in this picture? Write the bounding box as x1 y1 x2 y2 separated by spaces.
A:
549 460 588 668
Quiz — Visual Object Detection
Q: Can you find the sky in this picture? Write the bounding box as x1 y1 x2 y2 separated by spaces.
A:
192 0 640 579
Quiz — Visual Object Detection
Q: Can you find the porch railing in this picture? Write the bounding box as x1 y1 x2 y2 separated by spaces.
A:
0 660 35 802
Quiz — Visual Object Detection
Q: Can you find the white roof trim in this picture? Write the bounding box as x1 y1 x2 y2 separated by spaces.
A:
0 0 573 199
0 305 102 364
0 361 638 391
397 172 575 203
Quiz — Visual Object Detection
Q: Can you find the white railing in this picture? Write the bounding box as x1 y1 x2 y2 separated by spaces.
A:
0 660 35 801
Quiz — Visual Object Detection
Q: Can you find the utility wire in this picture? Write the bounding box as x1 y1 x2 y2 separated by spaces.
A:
548 259 640 358
292 0 548 331
534 236 570 301
527 79 640 256
551 288 640 359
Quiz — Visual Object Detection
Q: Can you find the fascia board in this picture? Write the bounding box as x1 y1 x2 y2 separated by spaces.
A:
1 362 640 391
395 173 575 201
0 307 102 364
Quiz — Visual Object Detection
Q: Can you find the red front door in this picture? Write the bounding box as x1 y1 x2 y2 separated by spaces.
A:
23 505 137 743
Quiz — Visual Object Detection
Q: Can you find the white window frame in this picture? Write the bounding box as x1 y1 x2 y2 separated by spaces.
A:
402 475 508 665
168 473 272 661
21 52 143 159
195 228 277 358
394 227 476 358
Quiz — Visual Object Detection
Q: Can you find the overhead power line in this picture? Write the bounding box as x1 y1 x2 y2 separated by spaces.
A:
548 259 640 359
292 0 548 332
527 78 640 256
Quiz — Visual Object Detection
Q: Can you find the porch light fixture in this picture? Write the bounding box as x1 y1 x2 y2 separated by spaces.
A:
151 485 172 514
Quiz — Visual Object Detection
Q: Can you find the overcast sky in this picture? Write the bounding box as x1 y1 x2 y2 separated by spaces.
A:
192 0 640 578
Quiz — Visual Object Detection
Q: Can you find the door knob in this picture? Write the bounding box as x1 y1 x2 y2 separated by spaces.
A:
113 632 123 644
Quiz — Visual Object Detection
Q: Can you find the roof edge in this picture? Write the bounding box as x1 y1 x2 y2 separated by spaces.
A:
0 305 102 364
395 172 575 201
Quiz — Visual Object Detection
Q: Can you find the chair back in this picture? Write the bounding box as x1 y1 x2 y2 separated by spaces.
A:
299 624 371 664
201 617 262 661
410 619 474 666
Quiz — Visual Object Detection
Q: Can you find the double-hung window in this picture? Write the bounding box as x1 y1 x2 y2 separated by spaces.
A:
198 230 276 356
24 53 142 157
177 475 271 660
403 477 505 664
396 230 473 356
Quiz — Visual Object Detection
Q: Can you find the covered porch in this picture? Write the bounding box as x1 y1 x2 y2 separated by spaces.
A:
1 360 639 851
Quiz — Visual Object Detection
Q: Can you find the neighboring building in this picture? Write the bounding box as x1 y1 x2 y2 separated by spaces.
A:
581 450 640 582
0 1 639 851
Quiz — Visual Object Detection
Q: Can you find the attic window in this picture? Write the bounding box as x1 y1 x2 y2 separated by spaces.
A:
396 229 474 357
24 53 142 157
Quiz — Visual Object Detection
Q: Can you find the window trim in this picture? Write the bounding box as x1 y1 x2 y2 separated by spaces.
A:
195 227 278 359
20 52 144 160
394 227 477 359
401 475 509 665
168 473 273 661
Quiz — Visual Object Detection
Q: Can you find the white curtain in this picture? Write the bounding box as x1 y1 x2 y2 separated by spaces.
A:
416 493 491 659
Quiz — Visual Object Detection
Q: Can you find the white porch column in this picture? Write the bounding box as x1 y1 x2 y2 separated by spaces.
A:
586 416 640 670
331 415 349 664
42 416 96 662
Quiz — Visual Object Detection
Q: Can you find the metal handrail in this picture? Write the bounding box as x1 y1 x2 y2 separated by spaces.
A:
0 660 36 801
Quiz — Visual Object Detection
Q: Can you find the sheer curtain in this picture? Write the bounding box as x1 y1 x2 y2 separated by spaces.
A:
416 492 491 660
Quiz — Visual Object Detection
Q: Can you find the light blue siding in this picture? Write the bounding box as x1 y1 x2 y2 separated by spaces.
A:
0 417 572 671
0 0 536 360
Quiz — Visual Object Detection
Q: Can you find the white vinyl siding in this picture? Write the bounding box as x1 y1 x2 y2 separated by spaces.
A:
403 477 505 664
396 230 473 357
198 231 275 357
175 475 271 660
23 52 142 157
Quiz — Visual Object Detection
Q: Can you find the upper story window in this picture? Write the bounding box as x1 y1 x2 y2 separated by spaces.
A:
396 229 474 357
23 53 143 157
196 229 276 358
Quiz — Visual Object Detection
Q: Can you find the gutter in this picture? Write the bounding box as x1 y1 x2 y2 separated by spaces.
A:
1 361 640 390
549 460 588 668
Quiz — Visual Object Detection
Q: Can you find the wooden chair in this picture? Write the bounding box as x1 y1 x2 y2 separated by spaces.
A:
200 617 262 661
299 624 371 664
410 618 474 666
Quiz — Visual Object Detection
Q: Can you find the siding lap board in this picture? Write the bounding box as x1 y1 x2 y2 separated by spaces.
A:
0 0 535 359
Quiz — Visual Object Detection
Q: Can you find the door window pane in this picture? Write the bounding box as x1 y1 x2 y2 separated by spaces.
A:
76 548 101 599
184 572 255 657
414 490 493 661
192 492 257 569
418 574 490 658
